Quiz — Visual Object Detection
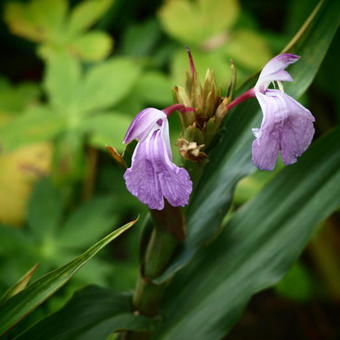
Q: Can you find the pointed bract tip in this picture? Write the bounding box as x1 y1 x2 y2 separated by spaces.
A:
185 46 196 75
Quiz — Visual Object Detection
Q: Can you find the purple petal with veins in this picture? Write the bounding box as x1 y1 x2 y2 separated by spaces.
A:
255 54 300 92
252 90 315 170
123 107 166 144
123 110 192 210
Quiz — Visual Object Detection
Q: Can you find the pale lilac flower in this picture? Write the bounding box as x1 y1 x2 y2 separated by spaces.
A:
251 54 315 170
123 108 192 210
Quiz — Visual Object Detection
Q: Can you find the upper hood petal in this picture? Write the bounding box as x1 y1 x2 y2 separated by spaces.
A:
123 107 166 144
255 54 300 92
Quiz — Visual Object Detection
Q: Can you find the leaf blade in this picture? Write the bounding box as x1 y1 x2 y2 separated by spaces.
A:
15 286 155 340
0 220 136 335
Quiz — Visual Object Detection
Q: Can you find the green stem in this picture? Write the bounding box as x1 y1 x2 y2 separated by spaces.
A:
133 226 178 316
123 204 186 339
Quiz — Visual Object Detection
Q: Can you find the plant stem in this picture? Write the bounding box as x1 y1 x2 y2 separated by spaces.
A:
133 226 179 316
123 204 186 339
226 88 255 111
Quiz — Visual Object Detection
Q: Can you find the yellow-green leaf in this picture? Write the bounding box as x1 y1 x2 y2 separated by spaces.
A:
44 53 81 110
4 0 68 42
4 2 45 42
68 31 113 61
77 58 140 113
158 0 239 45
67 0 113 36
224 29 272 70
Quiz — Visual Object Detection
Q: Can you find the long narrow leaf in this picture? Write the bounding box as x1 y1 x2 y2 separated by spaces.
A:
0 220 136 335
16 286 155 340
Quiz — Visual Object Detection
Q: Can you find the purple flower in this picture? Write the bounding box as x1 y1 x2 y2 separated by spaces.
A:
123 108 192 210
252 54 315 170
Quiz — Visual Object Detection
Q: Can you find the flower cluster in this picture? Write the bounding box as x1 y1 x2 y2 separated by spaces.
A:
122 53 315 210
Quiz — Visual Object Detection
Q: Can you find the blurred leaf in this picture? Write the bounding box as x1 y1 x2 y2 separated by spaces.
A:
44 53 81 110
57 196 117 249
160 126 340 339
4 0 112 62
223 29 272 70
275 262 316 301
0 81 40 115
115 95 144 117
0 143 52 226
28 0 68 39
0 219 136 335
52 131 85 184
80 111 131 150
16 286 156 340
78 58 140 113
4 2 48 42
27 177 64 239
157 0 340 283
0 264 39 305
4 0 68 42
135 71 172 106
233 167 280 204
0 225 32 255
120 19 161 57
159 0 240 45
69 31 113 61
67 0 113 36
0 106 64 151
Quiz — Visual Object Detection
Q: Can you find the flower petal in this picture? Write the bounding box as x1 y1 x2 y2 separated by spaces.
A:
157 121 192 207
278 92 315 165
124 132 164 210
252 127 280 171
123 107 166 144
255 54 300 92
124 121 192 210
252 90 315 170
253 91 289 170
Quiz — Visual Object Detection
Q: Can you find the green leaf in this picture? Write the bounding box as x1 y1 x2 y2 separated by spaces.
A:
0 81 40 115
135 71 172 106
0 220 136 335
0 264 39 305
27 178 64 239
4 0 68 42
0 106 65 151
157 0 340 283
44 53 81 111
57 196 117 249
69 31 113 61
275 262 316 301
15 286 156 340
0 225 31 255
77 58 140 113
160 126 340 339
158 0 240 45
67 0 113 36
222 29 271 70
78 111 131 149
28 0 68 39
120 19 161 57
